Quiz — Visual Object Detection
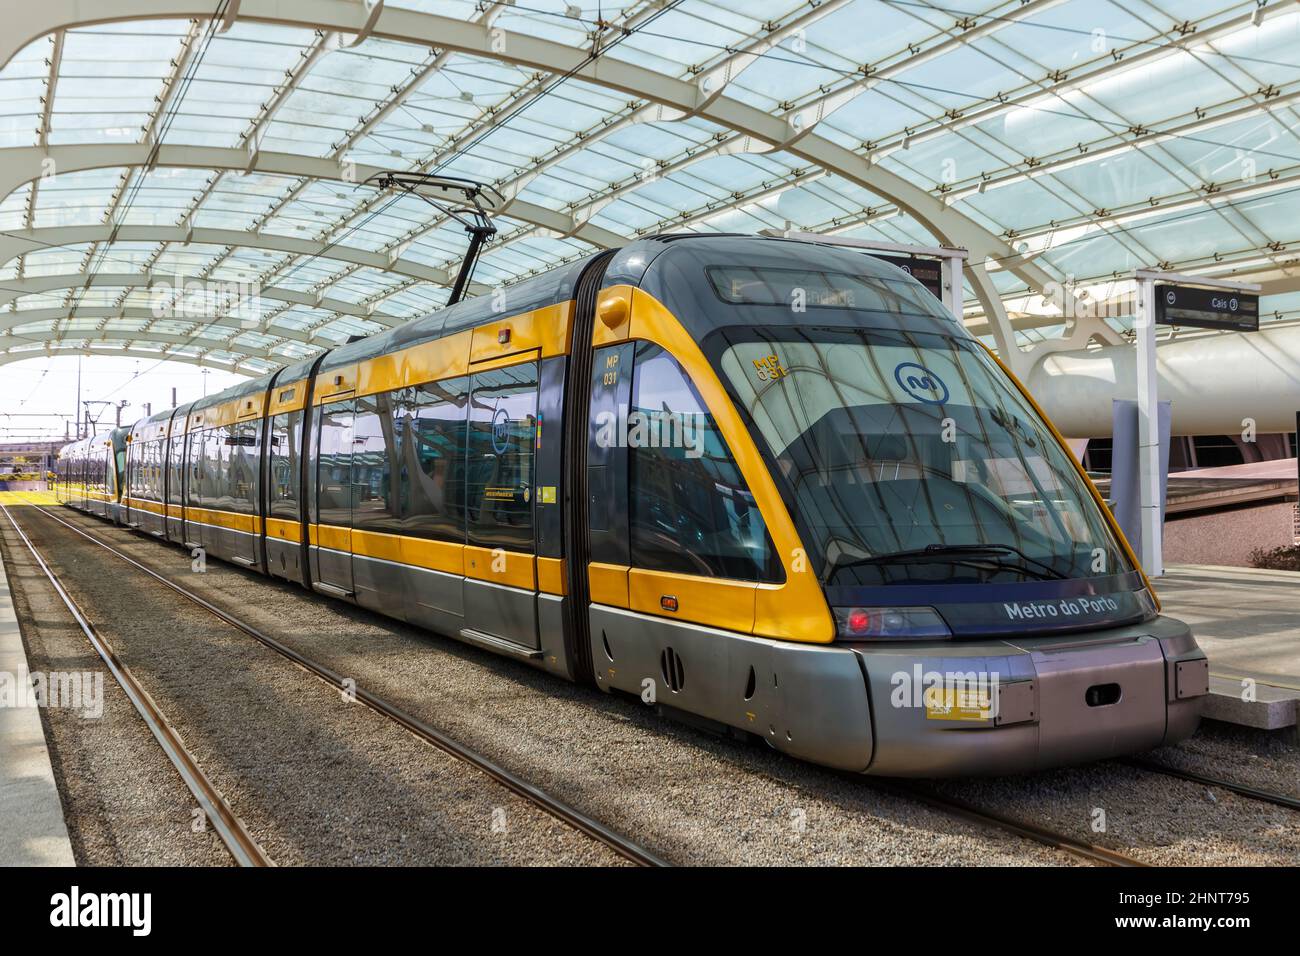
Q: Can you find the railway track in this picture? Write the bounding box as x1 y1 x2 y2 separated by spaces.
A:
41 502 1294 870
878 780 1148 867
882 746 1300 867
26 503 1149 868
1120 757 1300 813
0 504 273 867
20 504 669 868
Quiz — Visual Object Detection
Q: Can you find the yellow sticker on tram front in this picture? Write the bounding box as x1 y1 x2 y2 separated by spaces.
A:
924 684 994 721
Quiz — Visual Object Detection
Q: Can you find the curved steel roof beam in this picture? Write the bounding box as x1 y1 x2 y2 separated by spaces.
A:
0 342 284 373
0 306 319 345
0 270 406 326
0 224 472 288
0 144 627 254
2 326 300 359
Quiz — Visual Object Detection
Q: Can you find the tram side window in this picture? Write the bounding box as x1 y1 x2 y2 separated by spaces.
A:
224 421 259 515
268 412 301 520
155 440 165 499
218 428 233 510
205 429 222 507
140 442 151 500
166 439 182 505
186 431 205 505
154 440 165 499
351 392 400 534
136 442 146 499
465 364 538 552
213 428 232 510
627 343 775 581
146 441 159 500
131 442 146 498
317 401 354 527
134 442 144 499
401 377 468 542
205 428 229 512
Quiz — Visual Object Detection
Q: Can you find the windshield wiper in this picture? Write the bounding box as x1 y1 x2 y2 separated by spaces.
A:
834 542 1069 580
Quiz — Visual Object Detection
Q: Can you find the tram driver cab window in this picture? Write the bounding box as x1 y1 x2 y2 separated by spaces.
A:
627 343 776 582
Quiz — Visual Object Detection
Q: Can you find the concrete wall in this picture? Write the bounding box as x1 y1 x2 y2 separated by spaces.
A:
1164 502 1297 567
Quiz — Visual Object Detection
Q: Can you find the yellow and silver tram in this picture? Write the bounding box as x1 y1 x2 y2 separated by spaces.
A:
55 235 1208 776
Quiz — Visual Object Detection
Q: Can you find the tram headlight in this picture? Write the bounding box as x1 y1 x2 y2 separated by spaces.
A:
833 606 951 641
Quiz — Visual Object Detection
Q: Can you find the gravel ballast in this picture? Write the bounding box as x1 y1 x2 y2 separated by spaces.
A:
1 515 234 866
1145 720 1300 802
5 507 625 866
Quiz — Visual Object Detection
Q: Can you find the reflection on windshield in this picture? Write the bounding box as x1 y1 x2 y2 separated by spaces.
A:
719 328 1132 587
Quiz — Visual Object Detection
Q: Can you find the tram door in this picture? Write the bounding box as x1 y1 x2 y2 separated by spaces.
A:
164 427 184 543
586 341 634 592
558 251 617 684
461 360 541 651
313 400 355 598
181 429 206 550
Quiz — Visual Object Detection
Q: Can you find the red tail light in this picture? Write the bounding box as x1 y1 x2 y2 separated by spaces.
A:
833 606 951 640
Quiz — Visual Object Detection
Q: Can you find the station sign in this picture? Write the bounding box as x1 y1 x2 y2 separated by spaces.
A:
1155 284 1259 332
872 254 944 301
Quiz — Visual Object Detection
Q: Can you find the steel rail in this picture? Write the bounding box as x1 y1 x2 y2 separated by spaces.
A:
875 780 1148 867
0 504 273 867
32 504 669 868
1120 757 1300 813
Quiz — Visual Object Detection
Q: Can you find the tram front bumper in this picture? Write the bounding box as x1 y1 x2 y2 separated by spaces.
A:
852 615 1207 777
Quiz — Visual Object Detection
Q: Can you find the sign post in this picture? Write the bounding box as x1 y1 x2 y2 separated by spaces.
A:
1131 270 1261 577
1154 283 1259 331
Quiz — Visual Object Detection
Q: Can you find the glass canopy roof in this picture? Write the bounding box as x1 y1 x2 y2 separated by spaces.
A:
0 0 1296 375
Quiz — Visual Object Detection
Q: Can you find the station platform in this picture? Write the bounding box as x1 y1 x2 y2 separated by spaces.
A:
0 531 75 866
0 490 59 506
1158 565 1300 732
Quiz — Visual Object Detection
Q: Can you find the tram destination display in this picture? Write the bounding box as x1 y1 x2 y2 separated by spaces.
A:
1155 283 1259 332
871 254 944 301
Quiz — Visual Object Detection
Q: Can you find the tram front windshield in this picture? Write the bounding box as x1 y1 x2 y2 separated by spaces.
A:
718 326 1135 588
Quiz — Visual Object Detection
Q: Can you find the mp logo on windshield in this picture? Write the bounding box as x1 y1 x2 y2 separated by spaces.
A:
894 362 949 404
